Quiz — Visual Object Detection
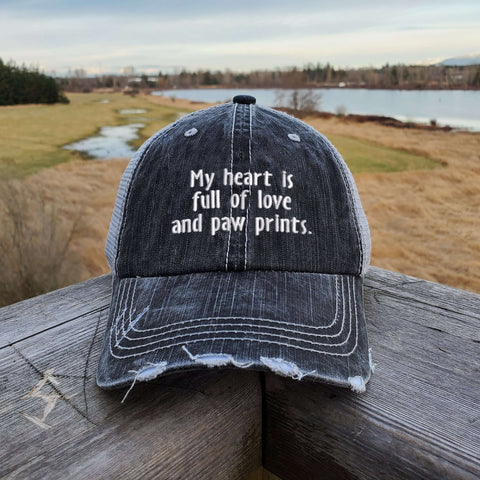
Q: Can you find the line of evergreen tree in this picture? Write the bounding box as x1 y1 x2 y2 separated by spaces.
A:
0 58 69 105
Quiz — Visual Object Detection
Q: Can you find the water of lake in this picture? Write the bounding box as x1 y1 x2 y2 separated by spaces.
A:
63 123 145 159
152 88 480 131
118 108 147 115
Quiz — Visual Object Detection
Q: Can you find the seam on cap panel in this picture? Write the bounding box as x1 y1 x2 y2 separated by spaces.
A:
244 103 253 270
225 103 238 271
117 269 361 277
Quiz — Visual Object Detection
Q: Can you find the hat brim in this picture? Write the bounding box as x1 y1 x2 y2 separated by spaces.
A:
97 270 372 391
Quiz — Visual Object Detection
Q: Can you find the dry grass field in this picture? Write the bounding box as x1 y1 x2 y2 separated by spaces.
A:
304 116 480 291
1 93 479 305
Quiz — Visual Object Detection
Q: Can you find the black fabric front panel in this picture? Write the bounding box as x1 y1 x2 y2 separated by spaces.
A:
116 103 361 278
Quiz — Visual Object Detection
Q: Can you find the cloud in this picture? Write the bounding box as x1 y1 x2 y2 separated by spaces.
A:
1 0 479 73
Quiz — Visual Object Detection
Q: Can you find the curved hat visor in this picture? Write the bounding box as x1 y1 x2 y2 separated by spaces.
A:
97 270 371 391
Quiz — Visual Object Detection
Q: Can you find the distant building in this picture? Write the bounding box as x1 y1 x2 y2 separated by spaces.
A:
126 75 159 87
127 77 143 84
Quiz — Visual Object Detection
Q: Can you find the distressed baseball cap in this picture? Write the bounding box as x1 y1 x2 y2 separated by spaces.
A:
97 95 373 395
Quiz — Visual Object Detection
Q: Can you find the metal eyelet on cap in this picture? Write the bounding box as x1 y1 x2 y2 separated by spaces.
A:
184 128 198 137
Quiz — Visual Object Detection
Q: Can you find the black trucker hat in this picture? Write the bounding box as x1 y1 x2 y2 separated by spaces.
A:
97 94 373 395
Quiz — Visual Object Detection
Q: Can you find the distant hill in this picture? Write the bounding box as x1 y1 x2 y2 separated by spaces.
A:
437 54 480 66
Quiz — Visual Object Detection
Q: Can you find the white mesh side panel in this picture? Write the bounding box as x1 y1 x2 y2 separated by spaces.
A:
105 104 228 273
258 106 371 275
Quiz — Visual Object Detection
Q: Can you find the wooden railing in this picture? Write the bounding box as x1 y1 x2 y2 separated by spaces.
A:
1 266 479 479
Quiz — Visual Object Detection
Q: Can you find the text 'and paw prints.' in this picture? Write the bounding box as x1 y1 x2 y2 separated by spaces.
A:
171 169 313 236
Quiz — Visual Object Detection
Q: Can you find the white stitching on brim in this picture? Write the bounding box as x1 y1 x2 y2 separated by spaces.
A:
116 275 340 335
112 276 350 347
113 276 343 343
108 275 359 359
120 279 346 341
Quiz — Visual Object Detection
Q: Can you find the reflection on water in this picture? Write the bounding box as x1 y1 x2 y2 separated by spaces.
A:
64 123 145 159
118 108 147 114
153 88 480 131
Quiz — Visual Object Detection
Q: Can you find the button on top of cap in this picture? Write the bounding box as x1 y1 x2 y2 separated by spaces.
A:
233 95 256 105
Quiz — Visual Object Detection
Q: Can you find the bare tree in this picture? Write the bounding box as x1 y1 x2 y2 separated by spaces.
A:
274 88 322 114
0 180 84 306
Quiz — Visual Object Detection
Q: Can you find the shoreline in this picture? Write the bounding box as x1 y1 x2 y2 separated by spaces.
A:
143 93 469 133
146 89 480 132
149 85 480 92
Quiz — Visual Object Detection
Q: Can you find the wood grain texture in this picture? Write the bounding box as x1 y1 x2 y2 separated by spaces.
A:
1 266 479 479
0 274 112 348
247 467 284 480
264 267 480 480
0 275 261 480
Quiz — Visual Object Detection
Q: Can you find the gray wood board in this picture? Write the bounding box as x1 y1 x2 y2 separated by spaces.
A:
0 280 262 480
264 267 480 480
1 266 479 479
0 274 112 349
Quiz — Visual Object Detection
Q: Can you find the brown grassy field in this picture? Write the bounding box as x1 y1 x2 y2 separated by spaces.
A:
3 94 480 303
304 115 480 292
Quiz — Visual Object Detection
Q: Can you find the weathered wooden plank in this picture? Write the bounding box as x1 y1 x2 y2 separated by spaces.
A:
0 289 262 480
1 266 479 479
365 267 480 340
264 267 480 480
247 468 284 480
0 274 112 348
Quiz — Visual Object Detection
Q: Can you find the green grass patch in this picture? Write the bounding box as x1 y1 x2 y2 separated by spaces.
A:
0 93 191 178
327 133 440 174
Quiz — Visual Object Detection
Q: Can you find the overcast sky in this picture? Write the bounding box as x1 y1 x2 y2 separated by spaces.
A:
1 0 479 75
